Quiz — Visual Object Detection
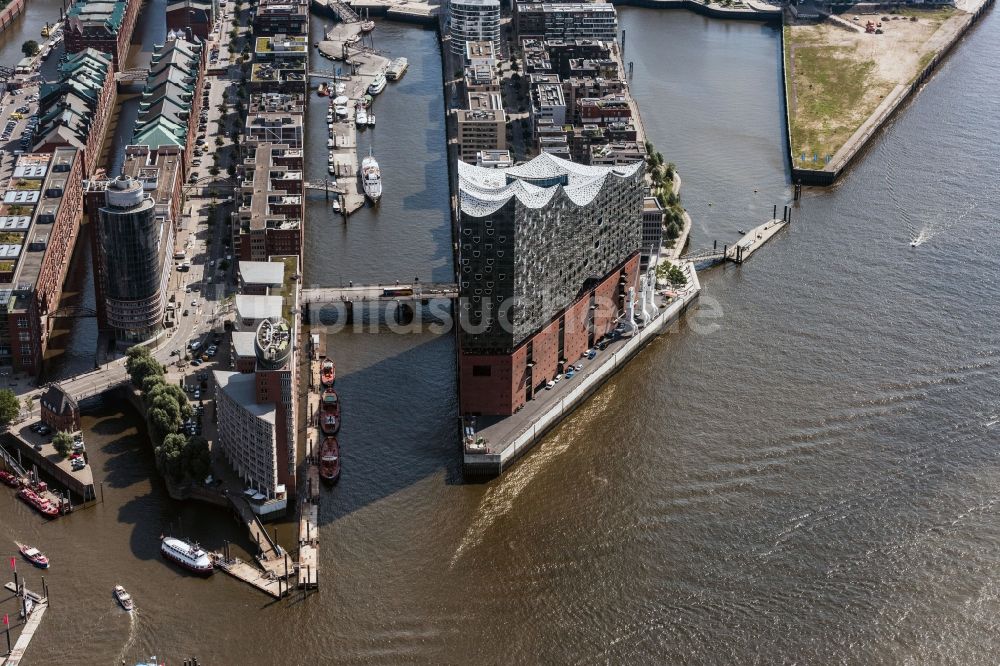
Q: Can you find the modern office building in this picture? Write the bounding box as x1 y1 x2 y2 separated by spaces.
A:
531 81 567 136
456 153 644 415
450 0 501 56
33 49 116 178
63 0 141 67
0 148 84 376
514 1 619 42
214 256 299 518
92 173 174 346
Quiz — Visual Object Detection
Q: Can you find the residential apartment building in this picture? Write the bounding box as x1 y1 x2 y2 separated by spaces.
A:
514 1 618 42
214 256 299 518
0 149 84 376
450 0 501 56
234 143 303 261
33 49 116 178
458 92 508 164
244 104 304 148
253 0 308 36
456 153 645 415
577 94 631 126
63 0 141 67
531 81 567 133
465 40 497 68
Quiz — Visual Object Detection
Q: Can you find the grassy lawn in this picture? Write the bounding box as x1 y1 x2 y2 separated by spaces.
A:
786 36 892 165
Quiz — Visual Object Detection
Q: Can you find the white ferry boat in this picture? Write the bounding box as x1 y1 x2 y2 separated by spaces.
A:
368 72 387 95
361 153 382 203
160 536 214 576
387 57 408 80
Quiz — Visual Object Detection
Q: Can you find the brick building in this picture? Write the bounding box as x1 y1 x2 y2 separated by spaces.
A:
456 153 644 415
40 384 81 432
0 149 84 376
33 49 116 178
63 0 141 67
166 0 216 40
234 143 303 261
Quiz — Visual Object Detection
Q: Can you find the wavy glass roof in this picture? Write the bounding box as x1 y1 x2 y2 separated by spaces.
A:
458 153 641 217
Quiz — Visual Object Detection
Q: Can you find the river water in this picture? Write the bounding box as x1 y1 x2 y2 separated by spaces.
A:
3 6 1000 664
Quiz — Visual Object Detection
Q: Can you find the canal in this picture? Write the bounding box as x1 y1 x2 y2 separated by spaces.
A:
2 6 1000 664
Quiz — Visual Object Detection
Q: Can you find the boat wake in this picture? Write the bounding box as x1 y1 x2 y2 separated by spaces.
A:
908 198 981 248
450 386 618 568
117 607 140 666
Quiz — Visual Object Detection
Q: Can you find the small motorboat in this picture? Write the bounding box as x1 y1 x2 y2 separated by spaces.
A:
355 108 368 127
360 19 375 32
17 542 49 569
332 199 342 213
114 585 134 611
367 112 375 127
335 82 346 95
321 359 336 386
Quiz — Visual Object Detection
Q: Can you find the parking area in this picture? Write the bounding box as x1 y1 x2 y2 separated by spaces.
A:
0 85 40 156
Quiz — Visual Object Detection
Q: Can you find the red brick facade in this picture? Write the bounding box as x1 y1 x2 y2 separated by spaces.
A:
459 252 640 415
63 0 141 68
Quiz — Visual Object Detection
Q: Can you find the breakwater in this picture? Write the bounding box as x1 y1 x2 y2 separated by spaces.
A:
787 0 996 185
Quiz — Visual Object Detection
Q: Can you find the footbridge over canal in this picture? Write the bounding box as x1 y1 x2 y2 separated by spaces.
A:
301 283 458 304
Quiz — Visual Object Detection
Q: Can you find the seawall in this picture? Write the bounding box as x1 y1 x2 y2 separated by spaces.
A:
610 0 780 23
787 0 996 186
0 0 26 35
464 270 702 479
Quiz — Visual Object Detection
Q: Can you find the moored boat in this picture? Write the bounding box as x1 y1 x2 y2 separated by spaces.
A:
160 536 214 576
320 359 336 386
114 584 134 611
360 19 375 32
335 82 346 95
0 469 20 487
17 542 49 569
387 57 408 81
320 436 341 483
368 72 387 95
361 153 382 203
319 387 341 435
17 487 59 518
367 111 375 127
355 107 368 127
317 82 329 96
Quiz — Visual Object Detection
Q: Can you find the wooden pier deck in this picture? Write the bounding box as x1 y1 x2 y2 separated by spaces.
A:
2 583 47 666
729 218 788 264
297 357 321 590
211 555 284 599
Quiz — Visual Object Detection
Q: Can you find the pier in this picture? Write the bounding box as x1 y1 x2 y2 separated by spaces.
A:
211 554 285 599
680 207 792 269
297 356 323 591
2 580 48 666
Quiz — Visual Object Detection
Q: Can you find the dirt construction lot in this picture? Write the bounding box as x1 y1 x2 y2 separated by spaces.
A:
785 6 969 163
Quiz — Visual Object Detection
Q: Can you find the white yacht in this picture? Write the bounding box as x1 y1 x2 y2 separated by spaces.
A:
355 107 368 127
361 153 381 203
160 537 213 576
368 72 387 95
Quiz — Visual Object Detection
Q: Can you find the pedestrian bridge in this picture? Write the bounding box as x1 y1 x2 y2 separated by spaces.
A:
301 283 458 303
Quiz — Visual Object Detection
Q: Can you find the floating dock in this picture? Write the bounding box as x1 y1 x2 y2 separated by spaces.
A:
2 581 48 666
211 554 285 599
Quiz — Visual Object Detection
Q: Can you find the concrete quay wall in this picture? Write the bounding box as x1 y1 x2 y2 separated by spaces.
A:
463 269 702 479
609 0 780 23
788 0 996 186
0 0 26 35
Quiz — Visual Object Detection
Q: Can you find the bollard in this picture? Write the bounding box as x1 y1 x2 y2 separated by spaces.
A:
773 204 777 220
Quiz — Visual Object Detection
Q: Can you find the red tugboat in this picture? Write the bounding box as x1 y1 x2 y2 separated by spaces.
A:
319 388 341 435
0 469 20 488
16 542 50 569
320 359 336 387
319 436 341 483
17 487 60 518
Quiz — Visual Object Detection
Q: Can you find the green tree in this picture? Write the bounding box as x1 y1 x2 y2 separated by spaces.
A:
209 165 221 177
21 40 39 58
141 373 166 397
126 346 163 387
0 388 20 428
155 433 187 480
52 431 73 458
148 407 177 446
